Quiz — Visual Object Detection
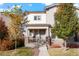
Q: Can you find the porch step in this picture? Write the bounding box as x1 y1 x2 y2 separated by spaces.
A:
25 43 36 48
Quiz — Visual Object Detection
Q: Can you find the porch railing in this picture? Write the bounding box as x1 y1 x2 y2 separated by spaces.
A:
25 37 46 48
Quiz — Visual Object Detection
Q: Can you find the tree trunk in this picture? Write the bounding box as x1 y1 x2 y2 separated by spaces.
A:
74 31 78 42
64 40 67 48
63 37 68 50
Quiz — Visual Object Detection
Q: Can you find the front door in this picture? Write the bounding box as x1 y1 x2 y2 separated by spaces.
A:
34 29 39 38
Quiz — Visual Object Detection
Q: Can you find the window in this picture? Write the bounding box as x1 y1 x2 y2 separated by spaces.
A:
34 16 37 20
34 16 41 20
40 29 46 35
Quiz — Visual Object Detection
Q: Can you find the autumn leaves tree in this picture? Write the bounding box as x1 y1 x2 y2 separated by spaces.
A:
3 5 28 48
4 5 28 40
0 17 8 40
0 17 14 50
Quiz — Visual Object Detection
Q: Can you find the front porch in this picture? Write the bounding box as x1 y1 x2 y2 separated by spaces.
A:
28 29 46 40
23 24 51 48
24 37 46 48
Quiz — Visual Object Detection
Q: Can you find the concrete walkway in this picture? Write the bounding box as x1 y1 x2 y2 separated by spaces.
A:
38 44 49 56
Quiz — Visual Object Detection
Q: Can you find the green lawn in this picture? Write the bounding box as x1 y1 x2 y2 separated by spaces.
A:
48 48 79 56
0 47 34 56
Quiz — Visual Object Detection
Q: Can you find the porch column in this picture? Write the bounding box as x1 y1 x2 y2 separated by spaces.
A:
33 29 34 36
38 29 40 36
46 27 50 37
49 27 52 37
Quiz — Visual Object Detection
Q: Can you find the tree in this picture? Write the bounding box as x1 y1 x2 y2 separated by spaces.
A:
0 5 28 50
3 5 28 48
0 17 8 40
52 3 79 47
4 5 28 40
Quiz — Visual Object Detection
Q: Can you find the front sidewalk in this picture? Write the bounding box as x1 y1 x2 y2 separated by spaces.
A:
38 44 49 56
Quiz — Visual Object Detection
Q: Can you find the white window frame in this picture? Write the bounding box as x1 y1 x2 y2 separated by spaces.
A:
34 15 41 20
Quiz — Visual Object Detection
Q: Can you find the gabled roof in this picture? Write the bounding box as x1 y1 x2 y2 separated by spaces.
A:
45 3 58 10
45 3 79 10
27 11 46 14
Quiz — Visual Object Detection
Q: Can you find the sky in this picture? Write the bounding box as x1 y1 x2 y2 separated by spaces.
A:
0 3 79 12
0 3 46 12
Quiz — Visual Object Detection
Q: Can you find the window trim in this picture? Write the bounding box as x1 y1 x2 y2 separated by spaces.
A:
34 15 41 20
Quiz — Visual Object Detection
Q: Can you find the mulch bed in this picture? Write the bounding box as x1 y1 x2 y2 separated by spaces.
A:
50 42 79 48
67 43 79 48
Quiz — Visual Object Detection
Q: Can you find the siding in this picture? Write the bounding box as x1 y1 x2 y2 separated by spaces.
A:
46 7 57 27
27 13 46 24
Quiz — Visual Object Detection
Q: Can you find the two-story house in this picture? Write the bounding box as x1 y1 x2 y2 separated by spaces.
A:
24 4 58 40
23 12 51 40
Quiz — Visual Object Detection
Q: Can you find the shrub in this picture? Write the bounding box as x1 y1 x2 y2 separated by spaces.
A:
16 38 24 48
67 43 79 48
0 38 24 51
0 39 15 51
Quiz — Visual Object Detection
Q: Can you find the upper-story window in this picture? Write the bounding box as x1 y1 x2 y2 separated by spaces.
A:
34 16 41 20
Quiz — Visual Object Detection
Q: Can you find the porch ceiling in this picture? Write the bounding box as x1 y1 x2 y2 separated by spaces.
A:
26 24 51 27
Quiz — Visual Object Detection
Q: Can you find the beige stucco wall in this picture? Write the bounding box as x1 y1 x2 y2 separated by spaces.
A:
46 7 57 27
27 13 46 24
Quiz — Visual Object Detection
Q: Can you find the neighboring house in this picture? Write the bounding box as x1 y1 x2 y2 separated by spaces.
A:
45 4 79 43
46 3 79 27
45 4 58 27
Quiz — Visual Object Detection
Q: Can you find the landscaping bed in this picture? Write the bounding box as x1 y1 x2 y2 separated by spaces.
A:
67 42 79 48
